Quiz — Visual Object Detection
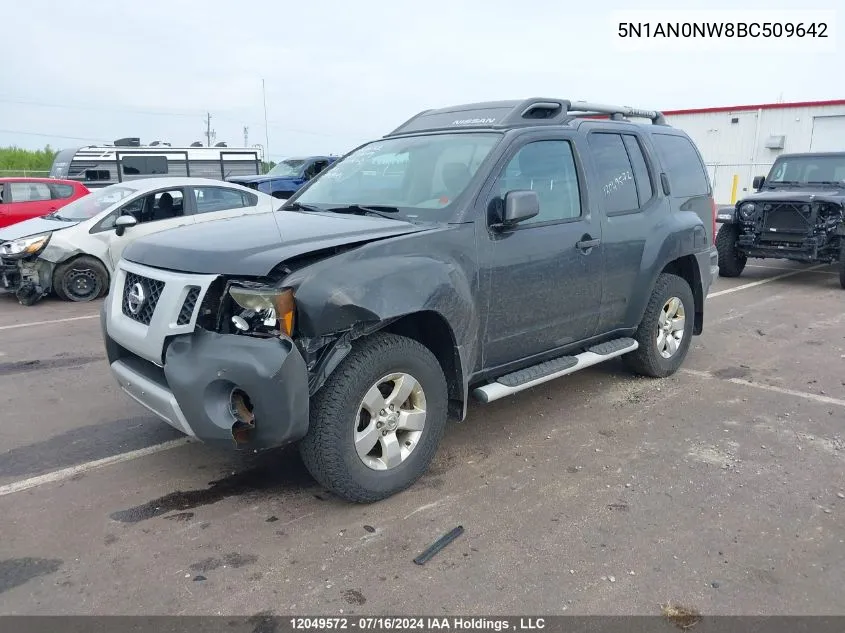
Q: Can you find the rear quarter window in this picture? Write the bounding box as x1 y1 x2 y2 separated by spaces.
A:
651 133 710 197
51 184 76 199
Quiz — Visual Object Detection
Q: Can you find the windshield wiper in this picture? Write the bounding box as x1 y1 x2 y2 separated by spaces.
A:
807 181 844 187
326 204 402 221
281 201 324 213
43 212 74 221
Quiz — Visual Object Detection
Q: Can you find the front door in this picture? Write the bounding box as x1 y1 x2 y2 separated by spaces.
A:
479 135 604 370
93 187 195 269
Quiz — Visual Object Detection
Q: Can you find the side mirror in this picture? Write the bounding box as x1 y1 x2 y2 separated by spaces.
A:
114 214 137 237
499 190 540 227
752 175 765 190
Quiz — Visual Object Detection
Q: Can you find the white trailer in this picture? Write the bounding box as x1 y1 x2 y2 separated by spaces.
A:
49 138 262 189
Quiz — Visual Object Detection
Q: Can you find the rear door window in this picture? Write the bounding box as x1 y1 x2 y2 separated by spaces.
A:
622 134 654 206
8 182 52 202
192 187 256 214
651 134 710 197
588 132 639 214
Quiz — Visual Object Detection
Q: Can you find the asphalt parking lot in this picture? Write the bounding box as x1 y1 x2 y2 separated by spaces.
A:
0 259 843 617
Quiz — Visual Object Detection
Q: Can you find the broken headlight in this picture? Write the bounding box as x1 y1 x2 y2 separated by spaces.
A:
739 202 756 220
228 286 295 336
0 233 51 259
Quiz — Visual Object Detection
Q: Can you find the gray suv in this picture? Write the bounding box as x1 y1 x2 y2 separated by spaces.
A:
101 98 719 502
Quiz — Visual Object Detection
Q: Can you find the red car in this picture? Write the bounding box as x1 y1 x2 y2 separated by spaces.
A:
0 177 90 229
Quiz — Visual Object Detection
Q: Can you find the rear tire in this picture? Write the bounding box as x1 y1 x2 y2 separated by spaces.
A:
53 256 109 302
298 332 449 503
716 224 747 278
623 272 695 378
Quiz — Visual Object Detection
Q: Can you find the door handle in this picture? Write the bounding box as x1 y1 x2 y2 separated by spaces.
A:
576 237 601 251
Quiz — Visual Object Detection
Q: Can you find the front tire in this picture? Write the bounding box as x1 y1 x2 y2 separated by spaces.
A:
716 223 747 278
53 256 109 302
623 272 695 378
298 332 449 503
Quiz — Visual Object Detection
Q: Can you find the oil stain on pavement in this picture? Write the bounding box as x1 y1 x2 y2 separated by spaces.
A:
0 558 63 594
108 448 314 523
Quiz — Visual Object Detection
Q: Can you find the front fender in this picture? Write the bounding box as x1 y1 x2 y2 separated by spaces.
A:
287 251 478 413
292 254 476 343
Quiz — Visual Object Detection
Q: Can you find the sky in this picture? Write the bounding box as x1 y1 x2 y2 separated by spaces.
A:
0 0 840 161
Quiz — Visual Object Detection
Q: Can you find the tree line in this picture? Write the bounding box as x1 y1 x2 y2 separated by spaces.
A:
0 145 57 174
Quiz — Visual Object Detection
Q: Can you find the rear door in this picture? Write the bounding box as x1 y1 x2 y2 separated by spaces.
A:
581 127 662 333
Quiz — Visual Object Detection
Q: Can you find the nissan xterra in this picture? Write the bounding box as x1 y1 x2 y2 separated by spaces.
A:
101 98 719 502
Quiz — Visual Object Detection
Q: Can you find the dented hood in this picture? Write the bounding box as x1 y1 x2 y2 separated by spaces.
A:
122 209 430 276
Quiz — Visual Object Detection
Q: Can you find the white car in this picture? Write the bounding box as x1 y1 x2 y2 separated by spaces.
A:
0 177 280 305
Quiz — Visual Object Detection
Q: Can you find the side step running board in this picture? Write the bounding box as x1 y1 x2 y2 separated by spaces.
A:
473 337 639 404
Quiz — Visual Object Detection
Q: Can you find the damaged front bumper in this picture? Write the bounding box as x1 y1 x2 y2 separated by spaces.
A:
736 233 841 263
101 304 311 450
0 256 54 300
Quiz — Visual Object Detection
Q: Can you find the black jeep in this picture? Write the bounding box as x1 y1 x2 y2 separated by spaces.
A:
715 151 845 288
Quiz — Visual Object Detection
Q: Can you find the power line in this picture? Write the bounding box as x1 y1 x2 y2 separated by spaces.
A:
0 129 108 143
0 97 201 119
0 95 341 139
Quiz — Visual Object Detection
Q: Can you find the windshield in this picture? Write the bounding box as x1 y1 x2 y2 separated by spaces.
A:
766 155 845 186
268 159 306 177
292 133 502 220
53 185 136 220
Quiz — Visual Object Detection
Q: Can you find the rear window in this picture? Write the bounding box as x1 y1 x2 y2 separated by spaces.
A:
651 133 710 197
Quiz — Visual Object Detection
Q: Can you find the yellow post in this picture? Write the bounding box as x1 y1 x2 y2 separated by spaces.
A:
730 174 739 204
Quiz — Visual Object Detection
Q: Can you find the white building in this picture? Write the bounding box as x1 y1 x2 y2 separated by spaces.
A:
662 99 845 205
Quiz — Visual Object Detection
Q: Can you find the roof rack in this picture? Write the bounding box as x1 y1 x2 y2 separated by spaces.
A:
565 100 667 125
386 98 668 137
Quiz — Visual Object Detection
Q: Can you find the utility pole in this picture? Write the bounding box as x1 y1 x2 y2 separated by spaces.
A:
243 126 249 147
205 112 216 147
262 79 271 168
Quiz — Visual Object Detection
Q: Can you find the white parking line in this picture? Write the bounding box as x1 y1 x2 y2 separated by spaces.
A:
746 264 837 275
0 438 193 498
707 264 827 299
681 368 845 408
0 314 99 331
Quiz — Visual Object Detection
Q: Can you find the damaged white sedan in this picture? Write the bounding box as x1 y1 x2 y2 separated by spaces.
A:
0 177 280 305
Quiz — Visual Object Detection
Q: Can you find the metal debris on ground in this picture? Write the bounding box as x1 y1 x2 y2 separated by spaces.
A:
413 526 464 565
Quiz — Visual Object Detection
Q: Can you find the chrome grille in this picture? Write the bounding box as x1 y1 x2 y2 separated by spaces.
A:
177 286 201 325
121 272 165 325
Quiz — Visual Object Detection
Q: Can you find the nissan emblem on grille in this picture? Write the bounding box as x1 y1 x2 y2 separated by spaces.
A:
126 282 146 315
